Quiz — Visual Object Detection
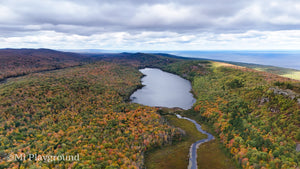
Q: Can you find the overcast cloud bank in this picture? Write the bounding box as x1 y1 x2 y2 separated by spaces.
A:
1 0 300 49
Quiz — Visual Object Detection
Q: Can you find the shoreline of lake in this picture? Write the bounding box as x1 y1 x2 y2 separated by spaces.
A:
130 68 196 110
130 68 215 169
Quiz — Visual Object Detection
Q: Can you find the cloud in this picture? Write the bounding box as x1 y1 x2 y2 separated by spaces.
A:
0 0 300 49
1 29 300 50
3 0 300 33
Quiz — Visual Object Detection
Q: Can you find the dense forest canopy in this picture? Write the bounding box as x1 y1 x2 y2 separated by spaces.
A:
0 60 181 168
163 61 300 168
0 49 299 168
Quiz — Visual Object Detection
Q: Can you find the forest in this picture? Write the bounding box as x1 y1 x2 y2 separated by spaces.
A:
0 49 88 82
162 60 300 168
0 49 299 168
0 60 182 168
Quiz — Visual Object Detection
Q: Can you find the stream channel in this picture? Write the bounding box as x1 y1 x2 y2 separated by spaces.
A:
130 68 214 169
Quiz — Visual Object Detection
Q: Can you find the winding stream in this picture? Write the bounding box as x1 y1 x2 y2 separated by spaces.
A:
176 114 214 169
130 68 214 169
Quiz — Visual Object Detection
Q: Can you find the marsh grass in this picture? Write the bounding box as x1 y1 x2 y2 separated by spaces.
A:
145 114 206 169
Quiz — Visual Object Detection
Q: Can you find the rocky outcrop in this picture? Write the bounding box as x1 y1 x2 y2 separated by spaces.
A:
296 143 300 152
269 87 300 104
259 97 270 105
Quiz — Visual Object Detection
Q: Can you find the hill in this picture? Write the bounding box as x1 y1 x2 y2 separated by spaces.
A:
160 60 300 168
87 52 182 68
220 61 300 81
0 49 88 82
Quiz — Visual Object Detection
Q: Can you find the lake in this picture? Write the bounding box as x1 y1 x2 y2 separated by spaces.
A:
130 68 196 110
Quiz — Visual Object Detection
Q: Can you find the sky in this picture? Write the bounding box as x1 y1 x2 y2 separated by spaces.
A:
1 0 300 50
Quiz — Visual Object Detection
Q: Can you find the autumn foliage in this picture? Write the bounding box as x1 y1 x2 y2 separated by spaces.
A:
0 62 179 168
0 49 87 81
190 64 300 168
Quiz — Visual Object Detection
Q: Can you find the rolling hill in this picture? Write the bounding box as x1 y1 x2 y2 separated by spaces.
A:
0 49 88 82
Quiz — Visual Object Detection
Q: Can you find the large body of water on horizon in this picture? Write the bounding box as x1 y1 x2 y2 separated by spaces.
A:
73 49 300 70
170 50 300 70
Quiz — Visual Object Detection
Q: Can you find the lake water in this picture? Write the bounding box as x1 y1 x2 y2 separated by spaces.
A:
130 68 196 110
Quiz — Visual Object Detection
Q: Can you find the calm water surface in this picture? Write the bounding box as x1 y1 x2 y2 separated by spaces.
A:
171 50 300 70
130 68 196 110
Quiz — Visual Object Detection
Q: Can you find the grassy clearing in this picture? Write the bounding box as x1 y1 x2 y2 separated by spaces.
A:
281 71 300 80
253 67 300 80
197 140 236 169
181 111 239 169
213 61 300 81
145 114 207 169
197 140 238 169
197 124 238 169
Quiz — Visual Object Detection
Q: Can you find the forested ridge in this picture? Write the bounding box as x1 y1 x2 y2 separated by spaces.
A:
162 61 300 168
0 49 89 82
0 49 299 168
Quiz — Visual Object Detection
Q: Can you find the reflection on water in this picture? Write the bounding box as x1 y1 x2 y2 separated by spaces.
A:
130 68 196 110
